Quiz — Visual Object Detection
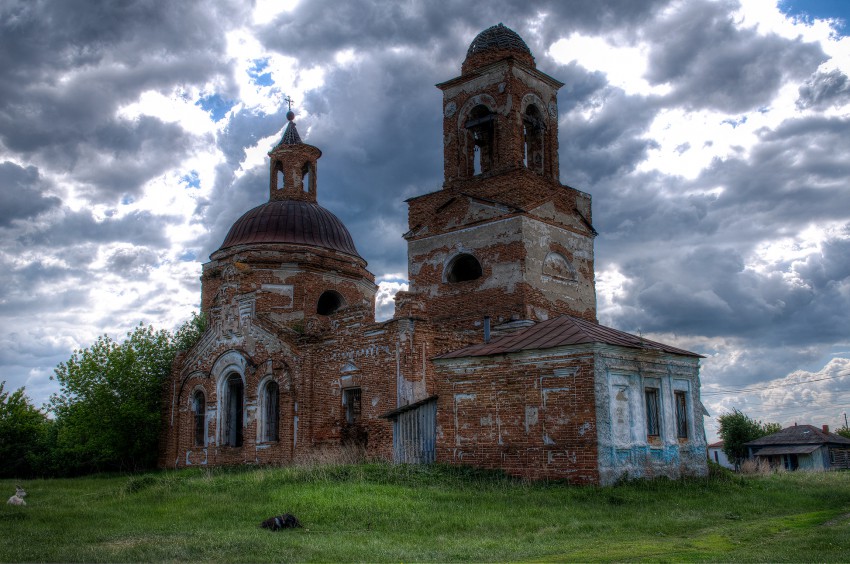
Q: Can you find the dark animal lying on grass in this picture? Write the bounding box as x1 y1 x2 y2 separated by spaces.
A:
260 513 302 531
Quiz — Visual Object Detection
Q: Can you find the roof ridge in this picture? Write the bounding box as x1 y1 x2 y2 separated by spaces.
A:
434 314 702 359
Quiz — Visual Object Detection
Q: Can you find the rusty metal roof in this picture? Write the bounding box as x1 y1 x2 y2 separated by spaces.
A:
752 445 821 456
435 315 702 359
217 199 362 258
744 425 850 447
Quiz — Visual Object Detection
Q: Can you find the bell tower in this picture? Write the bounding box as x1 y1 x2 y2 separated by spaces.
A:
440 23 562 184
396 24 597 331
268 107 321 203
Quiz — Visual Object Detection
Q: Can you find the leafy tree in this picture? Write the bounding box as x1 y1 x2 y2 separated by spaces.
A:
762 422 782 435
173 311 207 352
837 426 850 440
0 382 50 478
48 315 207 475
718 409 781 469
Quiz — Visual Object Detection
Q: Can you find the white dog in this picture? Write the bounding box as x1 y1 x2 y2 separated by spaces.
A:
6 485 26 506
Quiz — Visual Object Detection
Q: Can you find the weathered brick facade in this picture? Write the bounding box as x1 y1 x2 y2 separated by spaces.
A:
159 24 708 484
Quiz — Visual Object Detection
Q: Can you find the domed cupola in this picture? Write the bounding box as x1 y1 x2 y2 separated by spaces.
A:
462 23 535 73
203 107 377 327
215 111 363 260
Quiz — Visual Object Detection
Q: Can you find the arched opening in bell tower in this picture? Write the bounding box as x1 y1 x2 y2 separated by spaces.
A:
272 161 285 191
523 104 545 174
301 162 312 193
465 105 494 176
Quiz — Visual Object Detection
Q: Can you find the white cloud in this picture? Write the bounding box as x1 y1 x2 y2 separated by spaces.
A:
549 33 670 96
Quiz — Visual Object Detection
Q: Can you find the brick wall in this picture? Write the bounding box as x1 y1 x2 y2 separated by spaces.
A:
433 350 599 483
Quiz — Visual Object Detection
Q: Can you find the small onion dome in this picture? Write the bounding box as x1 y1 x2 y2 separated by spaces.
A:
217 199 362 259
462 23 535 73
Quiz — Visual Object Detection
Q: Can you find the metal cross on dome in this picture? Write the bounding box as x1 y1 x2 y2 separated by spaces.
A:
284 96 294 110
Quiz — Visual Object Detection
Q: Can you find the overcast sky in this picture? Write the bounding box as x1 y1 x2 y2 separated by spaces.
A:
1 0 849 441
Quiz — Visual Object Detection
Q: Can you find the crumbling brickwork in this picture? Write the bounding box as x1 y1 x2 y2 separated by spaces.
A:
159 24 707 484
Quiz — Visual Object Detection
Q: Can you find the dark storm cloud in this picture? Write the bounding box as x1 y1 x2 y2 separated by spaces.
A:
21 209 175 249
609 233 849 357
645 0 827 113
258 0 511 65
0 162 61 226
597 115 850 344
695 116 850 232
258 0 674 66
550 61 608 114
0 264 91 316
195 165 266 261
0 330 78 369
302 51 447 275
73 117 200 200
797 69 850 109
248 0 684 277
218 106 290 169
559 90 661 186
200 44 450 275
0 258 86 300
0 0 249 201
104 247 161 278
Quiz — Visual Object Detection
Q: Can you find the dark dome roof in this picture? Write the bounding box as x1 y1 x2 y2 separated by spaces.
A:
218 199 361 258
466 23 532 59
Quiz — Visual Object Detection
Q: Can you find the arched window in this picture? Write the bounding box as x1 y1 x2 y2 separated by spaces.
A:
465 105 494 176
192 390 206 447
272 161 285 190
301 162 312 193
224 373 244 447
446 253 483 283
317 290 345 315
523 104 545 174
262 381 280 442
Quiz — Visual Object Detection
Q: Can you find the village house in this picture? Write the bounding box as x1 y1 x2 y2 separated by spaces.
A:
745 424 850 471
159 24 709 484
707 440 735 470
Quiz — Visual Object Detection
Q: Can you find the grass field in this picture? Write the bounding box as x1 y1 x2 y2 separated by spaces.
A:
2 463 849 562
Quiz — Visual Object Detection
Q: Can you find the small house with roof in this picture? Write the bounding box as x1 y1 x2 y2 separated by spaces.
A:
745 425 850 471
159 24 708 484
707 440 735 469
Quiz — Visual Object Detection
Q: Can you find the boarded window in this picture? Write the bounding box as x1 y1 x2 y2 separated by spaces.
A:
343 388 362 424
675 391 688 439
192 391 205 447
263 381 279 442
645 388 660 438
830 448 850 469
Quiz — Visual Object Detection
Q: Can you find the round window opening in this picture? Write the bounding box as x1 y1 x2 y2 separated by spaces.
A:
446 253 483 283
317 290 345 316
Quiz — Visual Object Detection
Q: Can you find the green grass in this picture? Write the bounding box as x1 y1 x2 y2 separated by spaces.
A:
2 463 849 562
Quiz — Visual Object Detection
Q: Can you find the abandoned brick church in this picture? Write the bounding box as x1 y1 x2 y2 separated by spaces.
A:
159 24 709 484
